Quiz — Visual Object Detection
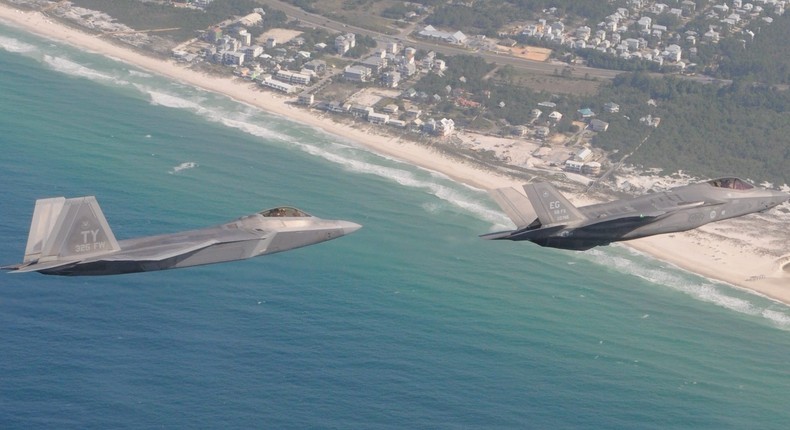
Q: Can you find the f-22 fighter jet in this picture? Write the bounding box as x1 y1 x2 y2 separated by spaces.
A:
483 177 789 250
3 196 361 276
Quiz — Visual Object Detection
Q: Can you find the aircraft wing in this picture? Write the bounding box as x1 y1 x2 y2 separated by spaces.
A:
4 240 223 273
590 200 724 223
91 228 262 263
86 239 226 262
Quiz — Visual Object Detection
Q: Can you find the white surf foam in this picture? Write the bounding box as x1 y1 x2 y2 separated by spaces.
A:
42 54 124 84
144 87 207 111
219 116 290 141
128 69 152 78
140 87 291 142
761 309 790 327
293 140 511 227
585 248 790 329
129 81 507 228
169 161 198 174
0 35 36 53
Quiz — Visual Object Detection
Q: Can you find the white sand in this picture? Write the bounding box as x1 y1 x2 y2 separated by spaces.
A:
2 4 788 305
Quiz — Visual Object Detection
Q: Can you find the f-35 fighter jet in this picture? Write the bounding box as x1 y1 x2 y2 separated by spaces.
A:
483 178 789 250
3 196 361 276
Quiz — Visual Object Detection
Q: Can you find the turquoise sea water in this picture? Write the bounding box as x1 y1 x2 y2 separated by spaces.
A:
1 24 789 429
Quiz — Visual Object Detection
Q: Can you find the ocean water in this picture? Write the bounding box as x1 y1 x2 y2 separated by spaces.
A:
1 24 789 429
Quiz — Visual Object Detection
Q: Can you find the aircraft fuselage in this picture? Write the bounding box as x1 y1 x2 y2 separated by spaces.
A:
487 179 789 250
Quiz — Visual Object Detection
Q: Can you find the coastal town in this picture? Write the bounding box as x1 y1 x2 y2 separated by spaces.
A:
8 0 787 185
0 0 788 302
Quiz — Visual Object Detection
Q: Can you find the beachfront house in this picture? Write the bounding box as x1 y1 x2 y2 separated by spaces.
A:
577 108 595 120
343 65 370 82
575 148 592 162
297 93 314 105
382 104 399 114
304 59 327 74
261 78 295 93
222 51 245 66
335 33 356 55
350 105 374 119
368 112 390 125
418 25 467 45
238 12 262 27
582 162 602 176
397 62 417 77
422 118 455 137
564 160 584 173
511 125 529 136
360 56 388 74
276 70 311 86
382 72 401 88
590 119 609 132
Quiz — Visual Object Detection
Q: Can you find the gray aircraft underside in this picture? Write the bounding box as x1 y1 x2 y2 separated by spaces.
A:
483 177 789 250
3 197 361 276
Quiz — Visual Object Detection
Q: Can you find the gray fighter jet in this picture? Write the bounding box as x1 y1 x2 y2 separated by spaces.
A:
483 177 789 250
3 196 361 276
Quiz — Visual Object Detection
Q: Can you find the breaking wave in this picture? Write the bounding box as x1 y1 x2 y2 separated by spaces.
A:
169 161 198 174
128 69 152 78
42 54 124 83
292 140 511 228
585 247 790 329
0 35 35 53
140 86 290 142
135 84 510 227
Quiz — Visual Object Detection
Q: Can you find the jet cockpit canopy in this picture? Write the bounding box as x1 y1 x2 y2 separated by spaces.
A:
707 177 754 190
259 207 312 218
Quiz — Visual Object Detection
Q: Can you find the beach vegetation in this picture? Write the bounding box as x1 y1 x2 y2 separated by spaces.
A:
408 52 787 184
284 0 399 34
380 4 416 20
69 0 279 41
588 73 790 185
287 0 319 14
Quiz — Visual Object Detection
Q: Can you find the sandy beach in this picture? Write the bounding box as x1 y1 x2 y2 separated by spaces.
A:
1 4 788 305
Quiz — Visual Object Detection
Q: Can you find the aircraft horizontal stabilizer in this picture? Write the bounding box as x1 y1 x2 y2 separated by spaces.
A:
479 230 515 240
4 259 78 274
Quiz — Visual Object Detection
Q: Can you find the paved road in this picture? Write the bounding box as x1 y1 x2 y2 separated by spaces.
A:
258 0 622 80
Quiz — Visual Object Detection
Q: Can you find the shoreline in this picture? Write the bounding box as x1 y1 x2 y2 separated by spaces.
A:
1 4 788 306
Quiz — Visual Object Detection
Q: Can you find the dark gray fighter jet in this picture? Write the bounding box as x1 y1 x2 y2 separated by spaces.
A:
482 178 789 250
3 196 361 275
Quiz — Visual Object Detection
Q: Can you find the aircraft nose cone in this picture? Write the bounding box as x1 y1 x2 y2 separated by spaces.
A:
763 190 790 211
338 221 362 235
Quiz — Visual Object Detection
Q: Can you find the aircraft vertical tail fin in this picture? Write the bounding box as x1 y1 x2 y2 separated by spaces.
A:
488 187 539 229
24 197 66 263
27 196 120 263
523 182 586 226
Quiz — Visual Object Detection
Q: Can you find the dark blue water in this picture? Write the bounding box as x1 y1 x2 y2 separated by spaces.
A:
1 24 789 429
